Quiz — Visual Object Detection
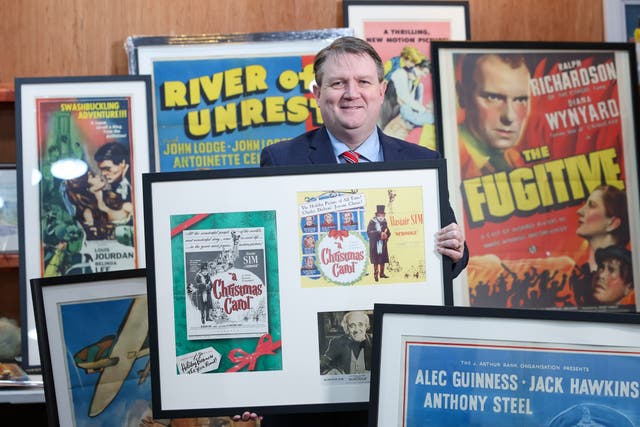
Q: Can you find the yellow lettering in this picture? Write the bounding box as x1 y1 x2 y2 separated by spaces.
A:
162 81 188 108
462 149 624 226
186 110 211 137
224 67 244 98
265 96 286 123
214 103 238 134
240 98 265 127
245 65 268 92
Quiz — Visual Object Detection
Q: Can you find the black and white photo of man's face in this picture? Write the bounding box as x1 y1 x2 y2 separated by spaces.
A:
346 312 368 342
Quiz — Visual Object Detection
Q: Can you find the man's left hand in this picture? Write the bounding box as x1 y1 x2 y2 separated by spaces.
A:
436 223 465 263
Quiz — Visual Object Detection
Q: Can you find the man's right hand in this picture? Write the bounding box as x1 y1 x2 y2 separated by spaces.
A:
232 411 262 423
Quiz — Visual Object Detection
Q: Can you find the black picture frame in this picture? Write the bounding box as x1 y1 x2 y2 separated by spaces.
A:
369 303 640 426
143 159 453 418
431 41 640 311
15 75 154 369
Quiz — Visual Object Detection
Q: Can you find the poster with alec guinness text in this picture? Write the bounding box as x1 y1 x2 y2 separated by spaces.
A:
401 337 640 426
434 43 640 312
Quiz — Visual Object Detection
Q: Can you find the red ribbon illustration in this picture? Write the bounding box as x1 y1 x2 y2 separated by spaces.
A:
328 229 349 240
226 333 282 372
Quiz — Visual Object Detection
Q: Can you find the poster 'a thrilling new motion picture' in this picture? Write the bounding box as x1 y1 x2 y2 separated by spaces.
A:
38 98 138 277
170 211 281 375
345 1 469 150
437 46 640 312
364 20 451 150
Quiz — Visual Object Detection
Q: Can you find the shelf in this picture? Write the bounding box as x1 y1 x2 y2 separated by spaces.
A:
0 83 14 103
0 253 19 268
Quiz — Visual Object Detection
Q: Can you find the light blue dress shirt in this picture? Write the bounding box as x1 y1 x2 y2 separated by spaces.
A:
326 129 384 163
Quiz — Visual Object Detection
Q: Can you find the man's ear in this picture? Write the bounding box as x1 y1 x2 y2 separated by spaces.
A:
311 80 320 99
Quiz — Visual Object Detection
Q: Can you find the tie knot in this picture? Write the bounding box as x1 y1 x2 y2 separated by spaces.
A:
342 150 359 164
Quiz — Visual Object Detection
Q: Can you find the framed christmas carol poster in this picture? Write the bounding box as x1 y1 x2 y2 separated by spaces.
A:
143 160 453 418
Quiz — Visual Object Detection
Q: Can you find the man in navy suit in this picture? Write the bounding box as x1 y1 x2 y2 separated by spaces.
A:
261 36 467 278
240 36 468 427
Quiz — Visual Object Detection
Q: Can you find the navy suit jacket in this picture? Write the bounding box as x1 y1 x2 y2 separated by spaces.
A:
261 126 469 278
261 126 439 165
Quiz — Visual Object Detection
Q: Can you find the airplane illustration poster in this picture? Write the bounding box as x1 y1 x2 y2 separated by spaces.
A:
297 186 426 288
402 338 640 426
36 97 138 277
60 296 153 427
170 211 282 374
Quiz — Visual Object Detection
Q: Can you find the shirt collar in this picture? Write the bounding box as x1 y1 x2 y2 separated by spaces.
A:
327 128 383 162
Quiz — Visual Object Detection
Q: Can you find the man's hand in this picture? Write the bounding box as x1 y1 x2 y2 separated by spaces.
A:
232 411 262 423
436 223 465 263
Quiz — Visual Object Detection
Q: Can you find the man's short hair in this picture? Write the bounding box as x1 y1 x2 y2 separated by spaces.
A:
95 142 129 165
595 245 633 285
314 36 384 86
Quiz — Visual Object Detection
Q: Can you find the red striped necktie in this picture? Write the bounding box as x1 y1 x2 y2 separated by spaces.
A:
342 150 360 164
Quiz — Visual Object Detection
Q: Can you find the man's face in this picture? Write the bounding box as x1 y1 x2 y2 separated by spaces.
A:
324 213 334 224
346 313 368 342
343 212 353 222
305 216 314 226
99 159 127 184
376 213 385 221
593 258 631 304
313 53 386 146
465 55 531 151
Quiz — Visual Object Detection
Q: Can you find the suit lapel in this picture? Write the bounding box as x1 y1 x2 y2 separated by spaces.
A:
308 126 339 164
379 130 404 161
